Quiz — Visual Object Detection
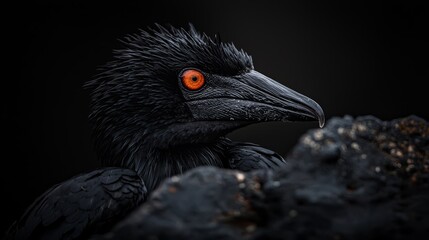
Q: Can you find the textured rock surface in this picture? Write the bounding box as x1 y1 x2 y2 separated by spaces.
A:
97 116 429 240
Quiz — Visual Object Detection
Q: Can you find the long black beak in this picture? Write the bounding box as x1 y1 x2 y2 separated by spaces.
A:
185 70 325 128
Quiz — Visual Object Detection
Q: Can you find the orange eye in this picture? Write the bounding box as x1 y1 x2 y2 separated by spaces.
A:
181 69 205 91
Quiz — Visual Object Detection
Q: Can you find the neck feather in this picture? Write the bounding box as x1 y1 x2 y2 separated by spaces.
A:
104 137 232 191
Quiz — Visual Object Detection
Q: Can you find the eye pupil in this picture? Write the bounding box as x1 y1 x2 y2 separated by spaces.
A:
180 69 205 91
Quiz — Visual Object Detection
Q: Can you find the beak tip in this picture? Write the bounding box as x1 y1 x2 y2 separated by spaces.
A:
312 102 325 128
319 117 325 128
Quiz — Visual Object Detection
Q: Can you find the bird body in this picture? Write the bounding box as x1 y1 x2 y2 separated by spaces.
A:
6 24 324 239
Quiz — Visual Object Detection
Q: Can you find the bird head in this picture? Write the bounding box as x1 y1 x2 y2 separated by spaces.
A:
86 24 324 164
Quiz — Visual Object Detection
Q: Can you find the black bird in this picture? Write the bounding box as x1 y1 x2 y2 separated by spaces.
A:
6 25 324 240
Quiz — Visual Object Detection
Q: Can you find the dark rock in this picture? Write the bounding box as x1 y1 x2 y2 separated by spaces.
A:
96 115 429 240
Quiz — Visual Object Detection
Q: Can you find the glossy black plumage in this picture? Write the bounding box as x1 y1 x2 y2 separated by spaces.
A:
228 142 286 171
6 168 146 240
7 24 324 239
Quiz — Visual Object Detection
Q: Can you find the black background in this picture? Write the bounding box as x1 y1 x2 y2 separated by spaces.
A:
2 1 427 234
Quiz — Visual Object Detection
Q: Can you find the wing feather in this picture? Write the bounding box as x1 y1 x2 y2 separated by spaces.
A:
228 142 286 171
6 167 146 240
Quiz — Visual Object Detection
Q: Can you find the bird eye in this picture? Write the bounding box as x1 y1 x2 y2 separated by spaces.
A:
180 69 205 91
